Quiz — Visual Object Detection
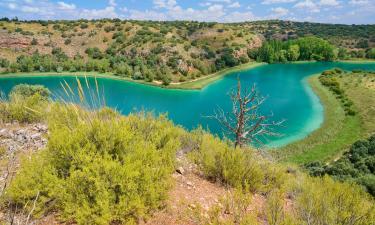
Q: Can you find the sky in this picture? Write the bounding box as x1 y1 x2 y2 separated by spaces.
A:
0 0 374 24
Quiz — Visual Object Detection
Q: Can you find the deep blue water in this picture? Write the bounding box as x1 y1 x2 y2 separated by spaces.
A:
1 62 374 147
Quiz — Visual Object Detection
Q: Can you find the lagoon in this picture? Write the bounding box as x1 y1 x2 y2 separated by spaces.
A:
1 62 375 147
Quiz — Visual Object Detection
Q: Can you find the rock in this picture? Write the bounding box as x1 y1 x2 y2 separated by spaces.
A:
186 181 194 188
176 166 185 175
188 203 196 209
0 129 8 138
286 167 296 174
31 133 41 140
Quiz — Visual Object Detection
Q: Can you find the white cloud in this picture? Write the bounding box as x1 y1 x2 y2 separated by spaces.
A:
319 0 340 6
21 6 40 13
208 0 232 3
80 6 118 19
153 0 177 9
271 7 289 16
228 1 241 8
7 3 17 10
129 10 167 21
223 11 257 22
57 2 76 10
109 0 116 7
294 0 320 13
349 0 370 5
262 0 297 4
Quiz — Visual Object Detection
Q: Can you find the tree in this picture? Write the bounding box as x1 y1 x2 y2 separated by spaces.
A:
287 44 300 61
10 84 50 100
210 78 283 148
366 48 375 59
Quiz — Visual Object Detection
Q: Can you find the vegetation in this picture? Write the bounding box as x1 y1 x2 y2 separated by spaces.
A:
0 19 373 88
0 84 374 224
253 37 337 63
274 69 375 164
0 84 50 123
305 134 375 196
1 85 182 224
188 130 375 225
210 78 283 147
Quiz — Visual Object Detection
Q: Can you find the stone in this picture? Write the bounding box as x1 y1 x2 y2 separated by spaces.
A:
176 166 185 175
31 133 41 140
0 129 8 137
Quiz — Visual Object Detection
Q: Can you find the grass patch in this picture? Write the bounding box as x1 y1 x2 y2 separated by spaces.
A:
276 70 375 164
272 75 362 164
169 62 264 89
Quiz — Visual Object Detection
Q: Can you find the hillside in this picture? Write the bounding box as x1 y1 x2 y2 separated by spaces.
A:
0 84 374 224
0 19 374 86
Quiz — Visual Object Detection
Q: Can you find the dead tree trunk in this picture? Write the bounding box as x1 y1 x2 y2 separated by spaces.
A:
210 77 284 148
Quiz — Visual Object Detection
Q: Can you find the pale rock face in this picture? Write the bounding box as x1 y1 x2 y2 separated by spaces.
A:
0 122 48 157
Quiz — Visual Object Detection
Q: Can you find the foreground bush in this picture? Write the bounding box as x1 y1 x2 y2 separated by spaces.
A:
189 130 375 224
292 175 375 225
0 84 50 123
190 130 286 193
4 105 182 224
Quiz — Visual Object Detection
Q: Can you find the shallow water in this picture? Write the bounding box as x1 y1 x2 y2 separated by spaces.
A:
1 62 375 147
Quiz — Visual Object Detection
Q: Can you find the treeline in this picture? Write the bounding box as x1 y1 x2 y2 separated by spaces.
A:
319 68 356 116
0 47 243 86
251 36 375 63
0 49 175 85
305 134 375 196
251 37 336 63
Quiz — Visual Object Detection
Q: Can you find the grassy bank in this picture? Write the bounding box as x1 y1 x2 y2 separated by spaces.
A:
272 75 362 164
168 62 264 89
0 62 263 91
276 71 375 164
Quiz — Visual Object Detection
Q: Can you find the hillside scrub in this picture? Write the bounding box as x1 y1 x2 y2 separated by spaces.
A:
0 84 51 123
188 130 375 224
275 69 375 164
305 134 375 196
3 105 183 224
0 84 374 224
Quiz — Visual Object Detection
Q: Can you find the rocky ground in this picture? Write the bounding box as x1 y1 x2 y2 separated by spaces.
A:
0 122 48 225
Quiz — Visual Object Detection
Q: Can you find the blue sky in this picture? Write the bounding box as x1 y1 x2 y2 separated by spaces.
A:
0 0 374 24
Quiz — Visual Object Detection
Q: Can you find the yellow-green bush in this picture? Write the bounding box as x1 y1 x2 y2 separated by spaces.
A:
5 106 182 224
190 131 286 193
0 85 50 123
291 175 375 225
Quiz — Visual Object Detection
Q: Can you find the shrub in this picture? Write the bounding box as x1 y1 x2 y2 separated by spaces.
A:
9 84 50 100
0 84 50 123
190 131 286 193
4 106 182 224
292 175 375 224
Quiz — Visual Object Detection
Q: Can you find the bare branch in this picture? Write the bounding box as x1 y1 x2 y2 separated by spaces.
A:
208 77 284 148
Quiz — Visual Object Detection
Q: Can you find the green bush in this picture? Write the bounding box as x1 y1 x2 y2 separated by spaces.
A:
9 84 50 100
292 175 375 224
305 135 375 196
4 107 182 224
190 131 286 193
0 84 50 123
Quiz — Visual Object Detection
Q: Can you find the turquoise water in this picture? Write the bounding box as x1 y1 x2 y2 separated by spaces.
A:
1 62 375 147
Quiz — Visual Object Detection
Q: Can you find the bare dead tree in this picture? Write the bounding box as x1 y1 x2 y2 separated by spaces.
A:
210 77 284 148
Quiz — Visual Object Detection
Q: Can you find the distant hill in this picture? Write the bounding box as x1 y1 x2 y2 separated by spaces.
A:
0 19 374 84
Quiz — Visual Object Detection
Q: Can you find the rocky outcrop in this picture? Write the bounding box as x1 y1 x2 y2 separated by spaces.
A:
0 123 48 156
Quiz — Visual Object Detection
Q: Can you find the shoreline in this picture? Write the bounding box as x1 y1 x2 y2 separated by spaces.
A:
272 74 362 164
0 62 264 91
0 60 374 90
